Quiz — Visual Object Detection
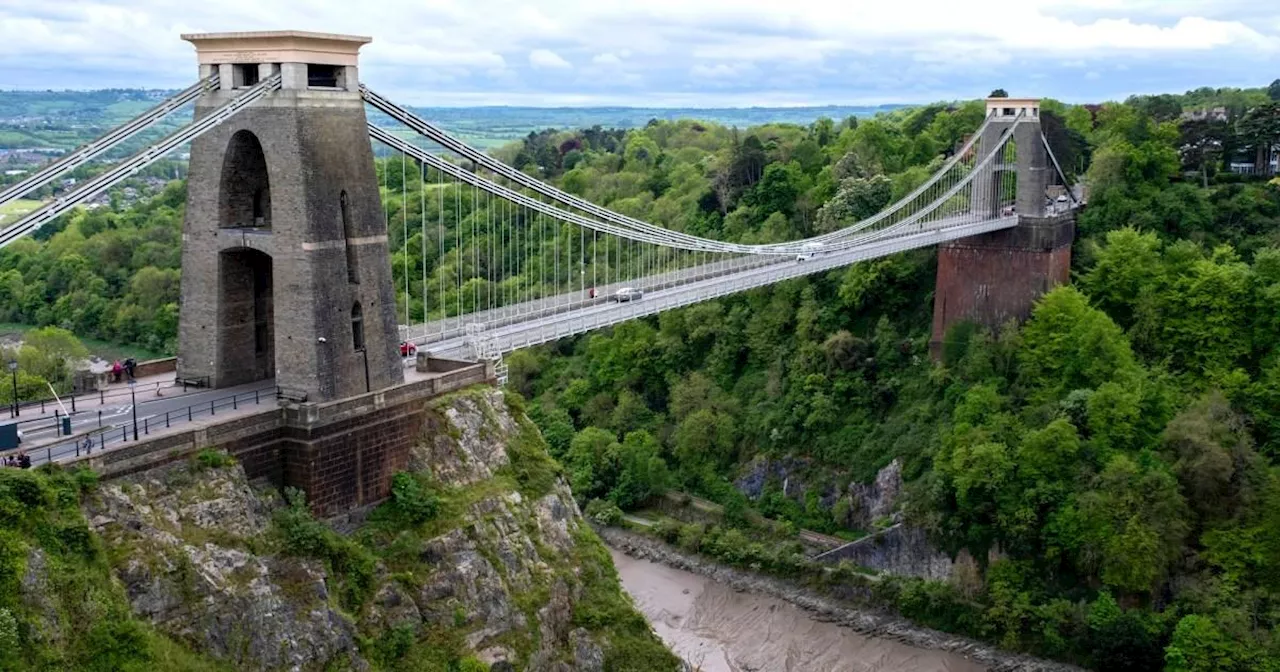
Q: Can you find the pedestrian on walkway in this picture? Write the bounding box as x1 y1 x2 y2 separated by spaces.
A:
16 452 30 469
125 358 137 381
3 455 14 468
111 360 123 383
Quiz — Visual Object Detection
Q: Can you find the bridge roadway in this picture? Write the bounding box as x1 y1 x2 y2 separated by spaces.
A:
423 214 1018 359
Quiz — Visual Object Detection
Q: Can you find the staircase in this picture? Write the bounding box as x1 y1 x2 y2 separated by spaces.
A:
464 323 508 386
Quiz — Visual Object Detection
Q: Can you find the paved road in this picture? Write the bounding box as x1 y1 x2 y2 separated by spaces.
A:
14 380 277 466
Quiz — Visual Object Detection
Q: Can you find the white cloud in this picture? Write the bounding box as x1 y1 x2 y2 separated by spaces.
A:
0 0 1276 105
528 48 571 70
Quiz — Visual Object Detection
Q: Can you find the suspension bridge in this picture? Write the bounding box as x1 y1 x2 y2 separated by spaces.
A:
0 30 1077 395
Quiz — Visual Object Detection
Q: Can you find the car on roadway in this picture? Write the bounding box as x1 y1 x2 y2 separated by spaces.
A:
796 242 824 262
400 341 417 357
611 287 643 302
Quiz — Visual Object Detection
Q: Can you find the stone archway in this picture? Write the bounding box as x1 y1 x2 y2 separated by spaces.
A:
217 248 274 385
220 130 272 229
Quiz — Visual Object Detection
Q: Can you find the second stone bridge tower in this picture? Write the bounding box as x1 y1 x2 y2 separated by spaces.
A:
930 97 1076 356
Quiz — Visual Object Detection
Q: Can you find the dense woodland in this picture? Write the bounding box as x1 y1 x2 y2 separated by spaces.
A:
2 82 1280 669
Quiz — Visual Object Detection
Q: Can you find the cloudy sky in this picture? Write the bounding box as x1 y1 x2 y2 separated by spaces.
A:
0 0 1277 107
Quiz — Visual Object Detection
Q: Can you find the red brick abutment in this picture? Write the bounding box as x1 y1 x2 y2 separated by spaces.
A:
62 360 491 518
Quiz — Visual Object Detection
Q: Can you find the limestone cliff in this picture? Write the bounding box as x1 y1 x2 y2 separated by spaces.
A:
1 386 677 671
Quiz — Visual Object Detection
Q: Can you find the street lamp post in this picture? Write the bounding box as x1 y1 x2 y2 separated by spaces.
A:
128 379 138 441
7 360 17 419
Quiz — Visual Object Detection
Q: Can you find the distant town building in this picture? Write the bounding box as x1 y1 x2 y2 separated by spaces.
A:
1181 107 1229 123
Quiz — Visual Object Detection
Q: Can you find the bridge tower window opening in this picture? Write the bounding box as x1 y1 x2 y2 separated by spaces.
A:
341 191 359 283
307 64 342 89
351 302 365 351
233 63 260 88
219 129 272 229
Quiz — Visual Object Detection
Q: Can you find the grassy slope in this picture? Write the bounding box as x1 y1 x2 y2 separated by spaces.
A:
0 199 41 227
0 322 163 362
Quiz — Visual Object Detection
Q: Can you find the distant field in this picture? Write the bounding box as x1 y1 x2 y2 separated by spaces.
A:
0 198 41 226
0 322 164 362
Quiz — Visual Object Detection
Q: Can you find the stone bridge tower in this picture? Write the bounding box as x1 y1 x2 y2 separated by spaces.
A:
930 97 1076 357
176 31 404 402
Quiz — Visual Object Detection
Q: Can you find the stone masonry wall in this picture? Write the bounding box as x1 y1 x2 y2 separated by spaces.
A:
930 214 1074 354
64 362 490 518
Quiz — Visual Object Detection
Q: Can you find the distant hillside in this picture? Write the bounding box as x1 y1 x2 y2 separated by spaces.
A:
0 88 905 151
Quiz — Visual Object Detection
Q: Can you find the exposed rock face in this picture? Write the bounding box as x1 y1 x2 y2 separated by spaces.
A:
814 524 955 581
71 387 674 671
84 463 363 671
847 457 904 530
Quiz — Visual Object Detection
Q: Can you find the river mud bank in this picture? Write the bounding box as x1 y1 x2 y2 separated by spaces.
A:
599 526 1085 672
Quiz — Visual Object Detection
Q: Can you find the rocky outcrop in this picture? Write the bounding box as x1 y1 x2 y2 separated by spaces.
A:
84 462 363 671
68 386 676 671
846 457 903 530
813 523 954 580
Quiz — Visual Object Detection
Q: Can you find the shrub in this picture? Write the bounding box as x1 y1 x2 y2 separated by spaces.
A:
390 472 440 525
676 523 705 552
274 488 377 610
584 499 623 526
193 448 235 470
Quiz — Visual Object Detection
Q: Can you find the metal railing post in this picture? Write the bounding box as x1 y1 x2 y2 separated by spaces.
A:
188 406 192 422
98 410 102 427
100 389 104 405
144 418 149 435
211 400 215 416
165 411 170 428
121 426 127 442
233 395 237 410
255 390 260 404
71 394 76 414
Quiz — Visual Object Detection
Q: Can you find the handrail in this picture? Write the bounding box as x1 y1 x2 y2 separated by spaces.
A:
6 375 212 419
4 385 273 467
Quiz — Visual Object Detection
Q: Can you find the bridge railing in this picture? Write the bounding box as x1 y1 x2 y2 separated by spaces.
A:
7 375 209 421
5 386 271 468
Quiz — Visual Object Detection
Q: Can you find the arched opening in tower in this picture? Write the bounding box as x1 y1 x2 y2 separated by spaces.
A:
219 130 272 229
217 248 275 385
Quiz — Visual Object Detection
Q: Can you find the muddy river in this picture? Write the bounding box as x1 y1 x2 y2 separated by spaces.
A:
611 549 987 672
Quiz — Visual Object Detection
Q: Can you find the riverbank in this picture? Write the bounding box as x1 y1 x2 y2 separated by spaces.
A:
599 526 1085 672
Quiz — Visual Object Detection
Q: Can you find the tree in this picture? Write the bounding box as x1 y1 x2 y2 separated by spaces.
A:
1076 455 1189 593
1018 287 1140 402
1164 615 1257 672
609 431 670 508
815 175 892 232
1236 103 1280 176
989 89 1009 98
1179 118 1228 188
1269 78 1280 102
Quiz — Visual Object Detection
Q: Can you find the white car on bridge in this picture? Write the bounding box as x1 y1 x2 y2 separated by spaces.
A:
796 242 824 262
611 287 643 302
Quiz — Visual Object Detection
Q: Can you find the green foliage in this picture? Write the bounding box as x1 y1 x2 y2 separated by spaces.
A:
0 184 186 355
501 416 562 499
389 472 441 525
192 449 235 470
583 498 623 526
0 466 226 670
273 488 377 611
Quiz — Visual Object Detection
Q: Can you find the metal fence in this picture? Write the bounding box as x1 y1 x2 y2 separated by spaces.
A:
5 385 270 468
